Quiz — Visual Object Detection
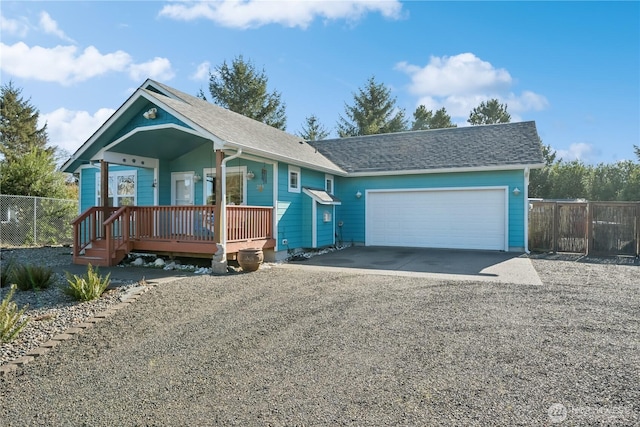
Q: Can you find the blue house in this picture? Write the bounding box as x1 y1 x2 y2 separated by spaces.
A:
62 79 544 266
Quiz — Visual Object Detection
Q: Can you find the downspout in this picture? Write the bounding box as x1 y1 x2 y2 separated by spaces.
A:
220 148 242 248
524 167 530 254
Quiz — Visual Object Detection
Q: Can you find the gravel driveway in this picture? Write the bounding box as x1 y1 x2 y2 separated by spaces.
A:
1 257 638 426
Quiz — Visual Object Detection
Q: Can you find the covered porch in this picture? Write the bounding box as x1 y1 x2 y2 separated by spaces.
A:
63 81 282 268
72 204 275 266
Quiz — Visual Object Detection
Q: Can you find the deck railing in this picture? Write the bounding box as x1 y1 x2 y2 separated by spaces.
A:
72 205 274 261
71 206 119 254
227 206 273 242
130 205 217 241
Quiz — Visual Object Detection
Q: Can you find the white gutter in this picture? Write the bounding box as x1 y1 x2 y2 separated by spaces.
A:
347 163 546 177
220 148 243 247
524 167 530 254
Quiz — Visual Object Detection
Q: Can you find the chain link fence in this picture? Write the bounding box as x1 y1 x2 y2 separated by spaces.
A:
0 195 78 248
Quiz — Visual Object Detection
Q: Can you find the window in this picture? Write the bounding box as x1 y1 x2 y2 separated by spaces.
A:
325 174 334 194
96 171 137 206
288 165 301 193
203 167 246 205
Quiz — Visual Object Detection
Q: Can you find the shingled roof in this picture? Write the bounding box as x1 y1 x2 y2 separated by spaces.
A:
146 81 343 174
308 122 544 174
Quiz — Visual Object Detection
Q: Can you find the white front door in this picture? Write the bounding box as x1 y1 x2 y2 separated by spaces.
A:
171 172 195 234
171 172 195 206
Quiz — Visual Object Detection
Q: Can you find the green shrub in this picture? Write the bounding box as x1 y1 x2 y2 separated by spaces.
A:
12 264 55 291
1 284 29 343
1 258 16 288
63 264 111 302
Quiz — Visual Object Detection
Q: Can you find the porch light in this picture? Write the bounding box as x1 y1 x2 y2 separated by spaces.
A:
513 187 521 196
193 173 202 183
355 190 362 199
152 178 157 188
246 170 255 180
143 108 157 120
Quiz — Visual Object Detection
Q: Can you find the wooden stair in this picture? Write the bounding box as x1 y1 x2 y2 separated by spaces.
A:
74 239 127 267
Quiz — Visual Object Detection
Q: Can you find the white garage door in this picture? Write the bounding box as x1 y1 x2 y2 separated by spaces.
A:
366 187 507 250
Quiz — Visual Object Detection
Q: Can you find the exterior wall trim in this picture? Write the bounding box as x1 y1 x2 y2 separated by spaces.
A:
311 198 317 248
348 163 544 177
97 124 203 159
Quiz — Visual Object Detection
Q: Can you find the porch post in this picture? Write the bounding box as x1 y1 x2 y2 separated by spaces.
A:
213 150 224 243
211 149 227 274
100 160 109 236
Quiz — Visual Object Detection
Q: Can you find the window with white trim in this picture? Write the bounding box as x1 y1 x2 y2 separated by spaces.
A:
203 166 247 205
325 174 334 194
288 165 301 193
96 170 137 207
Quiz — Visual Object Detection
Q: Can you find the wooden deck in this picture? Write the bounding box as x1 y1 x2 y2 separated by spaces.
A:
72 205 275 266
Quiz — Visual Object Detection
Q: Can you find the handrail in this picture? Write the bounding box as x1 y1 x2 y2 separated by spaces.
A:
71 206 119 259
103 206 130 259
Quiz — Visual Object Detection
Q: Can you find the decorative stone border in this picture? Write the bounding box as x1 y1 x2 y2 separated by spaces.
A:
0 284 155 377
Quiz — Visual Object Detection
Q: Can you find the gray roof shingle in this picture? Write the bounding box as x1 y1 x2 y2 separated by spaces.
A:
145 81 344 174
308 122 544 173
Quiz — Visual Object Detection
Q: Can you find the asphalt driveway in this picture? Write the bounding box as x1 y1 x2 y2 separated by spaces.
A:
286 246 543 285
1 257 637 426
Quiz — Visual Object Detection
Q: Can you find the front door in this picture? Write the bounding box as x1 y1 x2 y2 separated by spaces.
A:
171 172 195 234
171 172 195 206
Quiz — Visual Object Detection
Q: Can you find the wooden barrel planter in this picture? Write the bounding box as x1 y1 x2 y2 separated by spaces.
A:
237 248 264 272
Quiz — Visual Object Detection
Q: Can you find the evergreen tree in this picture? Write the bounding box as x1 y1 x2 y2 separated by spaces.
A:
412 106 456 130
0 82 69 198
337 76 407 137
196 88 207 101
208 55 286 130
429 107 457 129
298 114 330 141
0 82 49 160
411 105 432 131
467 99 511 125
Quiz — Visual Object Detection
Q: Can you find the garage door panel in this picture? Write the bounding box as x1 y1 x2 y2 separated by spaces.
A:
366 188 506 250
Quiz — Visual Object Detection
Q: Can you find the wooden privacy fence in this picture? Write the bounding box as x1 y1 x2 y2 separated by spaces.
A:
529 201 640 257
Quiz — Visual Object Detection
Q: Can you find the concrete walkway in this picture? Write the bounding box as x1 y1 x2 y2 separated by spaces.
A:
282 246 543 285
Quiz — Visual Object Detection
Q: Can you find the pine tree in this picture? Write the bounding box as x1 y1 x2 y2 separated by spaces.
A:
0 82 49 160
337 76 407 137
208 55 287 130
467 99 511 125
412 106 456 130
430 107 457 129
411 105 432 131
298 114 330 141
0 82 69 198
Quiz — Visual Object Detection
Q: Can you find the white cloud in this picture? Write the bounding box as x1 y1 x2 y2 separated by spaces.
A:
555 142 600 162
397 53 512 97
397 53 548 120
40 108 115 155
39 11 75 43
159 0 403 29
0 42 175 85
0 14 29 37
190 61 210 81
129 57 175 81
0 42 131 85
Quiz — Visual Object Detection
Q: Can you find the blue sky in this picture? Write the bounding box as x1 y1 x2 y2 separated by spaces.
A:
1 1 638 165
